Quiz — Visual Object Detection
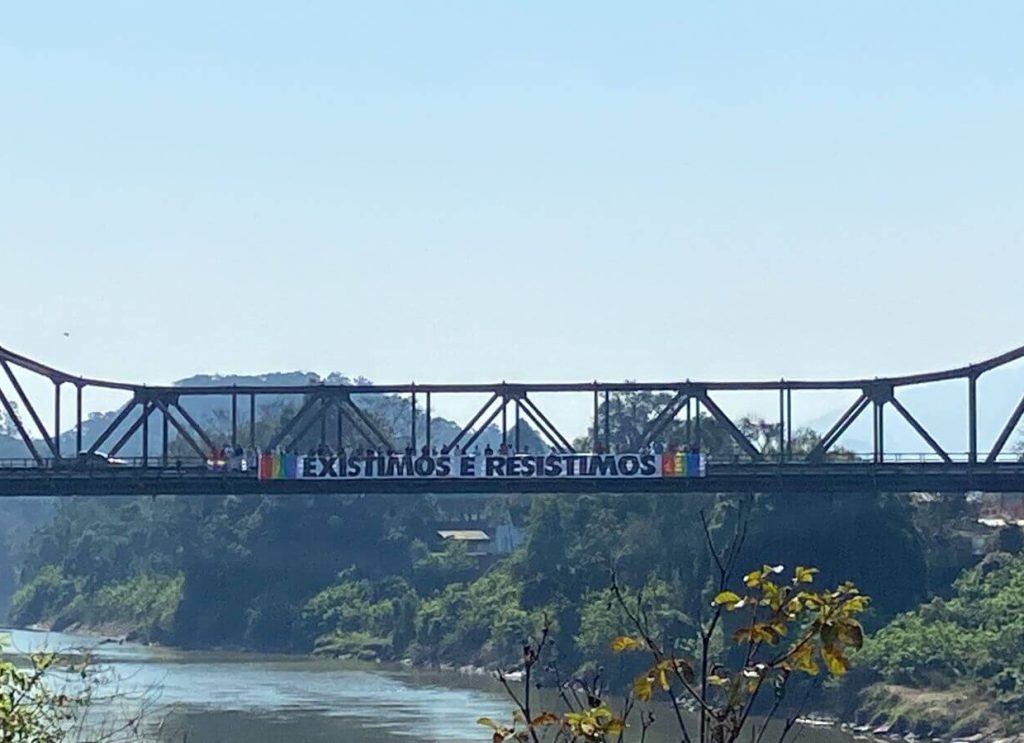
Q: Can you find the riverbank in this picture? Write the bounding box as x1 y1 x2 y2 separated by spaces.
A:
847 683 1016 741
11 623 1018 743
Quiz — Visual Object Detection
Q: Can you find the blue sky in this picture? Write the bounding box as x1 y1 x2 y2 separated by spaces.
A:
2 2 1023 431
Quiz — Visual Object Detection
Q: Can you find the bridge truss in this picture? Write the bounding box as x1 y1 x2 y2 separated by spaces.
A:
1 343 1024 495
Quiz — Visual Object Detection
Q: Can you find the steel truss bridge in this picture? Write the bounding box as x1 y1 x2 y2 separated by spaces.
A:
1 344 1024 496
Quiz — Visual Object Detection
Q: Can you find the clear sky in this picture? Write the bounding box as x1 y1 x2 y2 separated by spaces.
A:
2 2 1023 431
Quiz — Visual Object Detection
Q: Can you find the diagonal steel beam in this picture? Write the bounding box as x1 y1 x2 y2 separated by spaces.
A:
697 392 761 460
287 397 330 451
806 393 869 461
331 397 376 450
0 385 43 464
171 400 218 454
343 396 393 451
87 399 141 455
461 398 508 452
638 392 688 447
517 398 568 453
443 393 498 453
154 400 207 459
109 402 154 457
889 397 951 463
520 396 575 452
987 392 1024 463
266 394 321 451
0 359 56 455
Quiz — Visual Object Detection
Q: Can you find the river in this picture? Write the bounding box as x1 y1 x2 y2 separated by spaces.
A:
1 627 860 743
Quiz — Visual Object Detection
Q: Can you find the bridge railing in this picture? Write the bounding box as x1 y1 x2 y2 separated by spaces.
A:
0 451 1022 474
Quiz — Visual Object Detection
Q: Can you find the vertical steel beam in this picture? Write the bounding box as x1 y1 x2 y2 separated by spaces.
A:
250 394 257 451
695 397 702 449
320 401 327 445
878 400 885 463
76 383 83 454
968 375 978 465
336 394 344 451
778 385 785 463
501 390 507 447
872 400 886 463
425 391 431 452
872 401 878 463
786 390 794 460
686 396 691 447
411 386 417 452
142 397 150 466
592 386 598 450
231 390 238 448
514 398 521 452
603 390 610 450
162 405 169 466
53 382 61 459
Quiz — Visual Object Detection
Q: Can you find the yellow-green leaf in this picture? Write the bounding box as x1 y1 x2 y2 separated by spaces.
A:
657 666 670 691
633 674 654 701
783 643 819 676
477 717 502 730
821 644 850 675
606 719 625 734
794 566 818 584
713 590 742 609
610 635 645 652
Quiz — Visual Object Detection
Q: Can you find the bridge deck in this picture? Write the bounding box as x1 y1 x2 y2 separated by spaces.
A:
1 463 1022 496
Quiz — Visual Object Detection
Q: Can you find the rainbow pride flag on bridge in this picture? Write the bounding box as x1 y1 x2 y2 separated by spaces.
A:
659 452 706 477
259 453 298 480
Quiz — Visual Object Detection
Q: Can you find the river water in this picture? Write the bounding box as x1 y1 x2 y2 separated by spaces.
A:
1 627 859 743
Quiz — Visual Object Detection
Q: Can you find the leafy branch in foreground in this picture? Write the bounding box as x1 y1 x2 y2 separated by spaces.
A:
1 634 153 743
480 511 870 743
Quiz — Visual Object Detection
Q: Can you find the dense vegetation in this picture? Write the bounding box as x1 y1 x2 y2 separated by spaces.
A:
3 388 1006 734
848 546 1024 734
8 487 928 679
